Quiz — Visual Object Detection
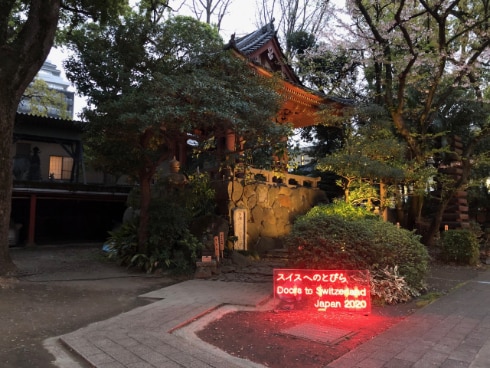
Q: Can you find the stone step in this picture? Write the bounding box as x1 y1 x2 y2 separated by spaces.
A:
452 190 468 198
447 197 468 205
441 221 470 230
443 213 469 221
262 248 290 262
445 205 469 213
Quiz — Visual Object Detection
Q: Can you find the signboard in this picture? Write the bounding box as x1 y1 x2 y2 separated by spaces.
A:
273 269 371 314
232 208 247 250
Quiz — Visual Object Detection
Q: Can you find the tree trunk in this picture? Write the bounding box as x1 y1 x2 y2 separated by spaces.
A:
379 180 388 221
343 178 351 203
424 161 470 246
137 173 152 255
394 184 405 226
0 0 61 275
0 102 17 275
407 192 424 230
423 196 451 247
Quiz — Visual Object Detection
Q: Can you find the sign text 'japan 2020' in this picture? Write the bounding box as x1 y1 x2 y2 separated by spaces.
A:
273 269 371 314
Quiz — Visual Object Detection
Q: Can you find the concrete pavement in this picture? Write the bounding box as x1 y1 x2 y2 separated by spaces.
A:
327 269 490 368
47 269 490 368
49 281 273 368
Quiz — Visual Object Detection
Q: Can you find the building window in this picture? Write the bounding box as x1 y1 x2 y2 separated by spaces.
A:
49 156 73 180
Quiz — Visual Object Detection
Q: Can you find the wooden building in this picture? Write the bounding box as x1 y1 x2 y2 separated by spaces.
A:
11 113 129 246
172 20 350 168
228 20 347 130
10 20 349 246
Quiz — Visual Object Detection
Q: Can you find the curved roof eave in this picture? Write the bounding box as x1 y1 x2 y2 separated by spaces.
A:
225 21 353 109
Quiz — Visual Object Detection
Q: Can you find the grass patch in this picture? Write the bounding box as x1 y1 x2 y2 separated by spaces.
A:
415 291 443 308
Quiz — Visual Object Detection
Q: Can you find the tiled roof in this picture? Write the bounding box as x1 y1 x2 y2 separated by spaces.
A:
15 112 84 131
227 20 354 108
231 20 277 56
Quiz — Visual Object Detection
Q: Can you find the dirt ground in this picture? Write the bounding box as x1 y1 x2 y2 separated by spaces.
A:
0 244 486 368
0 244 179 368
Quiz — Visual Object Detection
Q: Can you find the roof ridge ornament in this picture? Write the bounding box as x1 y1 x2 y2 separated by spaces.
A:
262 18 275 34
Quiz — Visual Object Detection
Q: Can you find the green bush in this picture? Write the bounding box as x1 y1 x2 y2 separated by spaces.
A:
439 229 480 266
108 172 215 274
306 200 379 221
106 221 138 266
285 203 429 303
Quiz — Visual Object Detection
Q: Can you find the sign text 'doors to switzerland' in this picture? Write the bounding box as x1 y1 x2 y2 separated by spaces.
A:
273 269 371 314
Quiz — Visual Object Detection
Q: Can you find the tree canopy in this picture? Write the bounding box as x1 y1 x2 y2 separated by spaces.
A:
255 0 333 60
180 0 234 30
63 10 288 252
20 78 71 119
297 0 490 244
0 0 130 275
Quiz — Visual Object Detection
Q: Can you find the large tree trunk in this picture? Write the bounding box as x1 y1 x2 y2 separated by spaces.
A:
0 0 61 276
137 173 152 255
407 192 424 230
0 102 17 275
379 180 388 221
423 196 451 247
394 183 405 226
424 161 471 247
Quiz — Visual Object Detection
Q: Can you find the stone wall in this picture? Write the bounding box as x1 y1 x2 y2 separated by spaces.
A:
222 179 327 253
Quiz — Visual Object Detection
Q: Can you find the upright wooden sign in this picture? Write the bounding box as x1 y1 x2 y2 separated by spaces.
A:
232 208 247 250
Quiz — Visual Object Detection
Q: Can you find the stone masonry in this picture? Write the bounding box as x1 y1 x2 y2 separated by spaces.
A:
224 179 327 253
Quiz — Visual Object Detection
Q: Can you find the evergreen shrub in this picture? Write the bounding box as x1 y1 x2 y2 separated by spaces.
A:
108 172 215 273
439 229 480 266
285 202 429 303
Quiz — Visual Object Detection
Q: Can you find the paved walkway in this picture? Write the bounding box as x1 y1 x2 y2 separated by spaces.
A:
327 269 490 368
50 269 490 368
53 281 273 368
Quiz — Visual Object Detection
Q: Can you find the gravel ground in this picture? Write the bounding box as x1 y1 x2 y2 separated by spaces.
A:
1 244 178 368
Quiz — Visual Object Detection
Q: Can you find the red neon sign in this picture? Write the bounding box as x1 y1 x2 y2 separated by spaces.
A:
273 269 371 314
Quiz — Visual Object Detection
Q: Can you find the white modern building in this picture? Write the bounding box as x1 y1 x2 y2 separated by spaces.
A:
17 60 75 119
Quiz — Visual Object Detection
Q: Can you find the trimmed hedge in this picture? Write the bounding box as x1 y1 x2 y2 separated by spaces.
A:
285 204 429 299
439 229 480 266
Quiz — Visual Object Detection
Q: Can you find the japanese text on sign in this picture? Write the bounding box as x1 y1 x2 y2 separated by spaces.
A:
273 269 371 314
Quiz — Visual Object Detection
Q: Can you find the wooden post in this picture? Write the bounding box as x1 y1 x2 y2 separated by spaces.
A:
178 140 187 167
214 236 220 262
27 194 37 246
225 130 236 152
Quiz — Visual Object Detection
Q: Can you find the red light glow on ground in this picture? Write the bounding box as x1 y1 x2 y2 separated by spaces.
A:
197 306 409 368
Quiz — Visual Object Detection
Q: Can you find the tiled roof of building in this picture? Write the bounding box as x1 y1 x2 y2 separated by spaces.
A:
227 20 355 111
228 19 301 85
15 112 84 131
232 20 277 56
